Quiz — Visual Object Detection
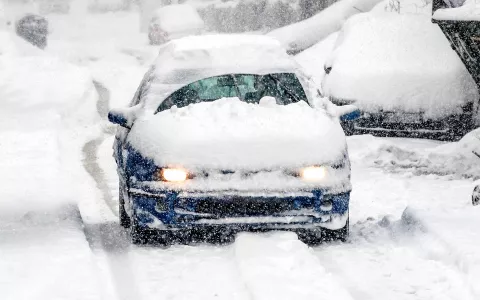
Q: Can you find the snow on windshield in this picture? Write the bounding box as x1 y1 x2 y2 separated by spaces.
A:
322 13 478 118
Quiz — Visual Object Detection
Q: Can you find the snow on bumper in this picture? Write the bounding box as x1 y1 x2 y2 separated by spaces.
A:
129 188 350 231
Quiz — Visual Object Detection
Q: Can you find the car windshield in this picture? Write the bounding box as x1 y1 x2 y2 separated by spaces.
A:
156 73 308 113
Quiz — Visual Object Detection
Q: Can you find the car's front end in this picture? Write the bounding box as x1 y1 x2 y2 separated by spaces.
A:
122 146 351 244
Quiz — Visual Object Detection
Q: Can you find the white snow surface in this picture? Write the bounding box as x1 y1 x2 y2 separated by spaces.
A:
294 32 338 87
352 128 480 179
434 0 480 20
267 0 382 52
152 4 204 34
128 97 346 170
322 13 478 118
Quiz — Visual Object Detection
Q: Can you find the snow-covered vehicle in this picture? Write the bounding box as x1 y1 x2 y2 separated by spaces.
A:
108 35 359 245
322 13 479 140
148 4 204 45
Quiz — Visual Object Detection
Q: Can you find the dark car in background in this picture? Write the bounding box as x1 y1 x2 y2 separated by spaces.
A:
15 14 49 49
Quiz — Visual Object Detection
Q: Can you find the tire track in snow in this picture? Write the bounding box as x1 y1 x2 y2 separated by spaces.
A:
312 215 477 300
80 80 142 300
233 232 356 300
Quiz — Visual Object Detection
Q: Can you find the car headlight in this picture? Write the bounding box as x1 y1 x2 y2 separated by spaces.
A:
300 166 327 181
160 168 188 182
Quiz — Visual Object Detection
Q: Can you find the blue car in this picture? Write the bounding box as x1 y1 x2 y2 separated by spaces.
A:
108 35 359 245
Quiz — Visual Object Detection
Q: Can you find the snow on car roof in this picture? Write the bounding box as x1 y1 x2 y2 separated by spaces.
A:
433 0 480 20
151 4 204 33
143 34 303 109
322 13 478 119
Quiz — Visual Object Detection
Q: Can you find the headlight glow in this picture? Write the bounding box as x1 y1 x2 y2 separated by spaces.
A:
161 168 188 182
300 166 327 181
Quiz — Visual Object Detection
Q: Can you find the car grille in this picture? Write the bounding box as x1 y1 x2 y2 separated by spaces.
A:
176 196 315 217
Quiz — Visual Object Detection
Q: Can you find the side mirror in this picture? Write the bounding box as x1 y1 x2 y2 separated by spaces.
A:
336 104 361 121
108 108 134 129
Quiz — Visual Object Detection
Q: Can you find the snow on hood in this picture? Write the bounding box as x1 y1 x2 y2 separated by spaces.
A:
322 13 478 119
128 97 346 170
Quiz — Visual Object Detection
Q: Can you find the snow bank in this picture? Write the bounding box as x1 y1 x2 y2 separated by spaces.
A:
434 0 480 20
353 129 480 179
0 30 99 217
322 13 478 119
128 97 346 170
267 0 382 53
152 4 204 34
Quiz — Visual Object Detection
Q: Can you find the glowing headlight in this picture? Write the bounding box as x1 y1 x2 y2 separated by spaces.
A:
161 168 188 182
300 166 327 181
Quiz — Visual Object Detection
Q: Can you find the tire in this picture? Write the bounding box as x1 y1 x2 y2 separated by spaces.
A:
119 187 131 228
298 217 349 246
472 185 480 206
130 217 171 246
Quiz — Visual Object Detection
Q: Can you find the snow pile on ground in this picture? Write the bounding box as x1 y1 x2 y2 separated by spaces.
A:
129 97 346 169
0 30 99 217
267 0 382 53
350 130 480 179
294 32 338 86
434 0 480 20
322 13 478 118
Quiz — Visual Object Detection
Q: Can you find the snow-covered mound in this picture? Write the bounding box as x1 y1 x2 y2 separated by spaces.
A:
434 0 480 20
354 129 480 179
128 97 346 170
267 0 382 53
0 30 98 216
322 13 478 119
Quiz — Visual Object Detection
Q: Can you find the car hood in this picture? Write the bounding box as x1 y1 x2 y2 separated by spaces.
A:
127 97 346 170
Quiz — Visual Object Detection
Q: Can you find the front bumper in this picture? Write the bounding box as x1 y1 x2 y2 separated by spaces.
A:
128 188 350 231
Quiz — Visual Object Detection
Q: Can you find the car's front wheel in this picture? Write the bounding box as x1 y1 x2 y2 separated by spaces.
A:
119 187 131 228
297 217 349 246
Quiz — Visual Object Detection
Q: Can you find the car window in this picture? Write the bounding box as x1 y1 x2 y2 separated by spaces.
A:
130 66 155 107
156 73 307 113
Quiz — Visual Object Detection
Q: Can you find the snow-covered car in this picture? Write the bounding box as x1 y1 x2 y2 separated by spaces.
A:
15 14 49 49
39 0 70 14
148 4 204 45
322 13 479 140
108 35 360 245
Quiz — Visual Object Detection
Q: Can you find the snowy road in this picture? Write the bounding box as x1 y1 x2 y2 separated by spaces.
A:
2 10 480 300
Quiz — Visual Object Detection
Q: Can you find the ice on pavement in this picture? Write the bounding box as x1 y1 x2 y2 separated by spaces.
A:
322 13 478 118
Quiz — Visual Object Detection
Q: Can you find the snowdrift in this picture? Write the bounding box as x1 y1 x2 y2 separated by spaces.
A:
352 129 480 179
322 13 478 119
434 0 480 20
0 30 98 216
267 0 382 53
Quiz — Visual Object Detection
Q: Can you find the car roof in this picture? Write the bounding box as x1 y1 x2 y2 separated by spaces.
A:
141 34 306 110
